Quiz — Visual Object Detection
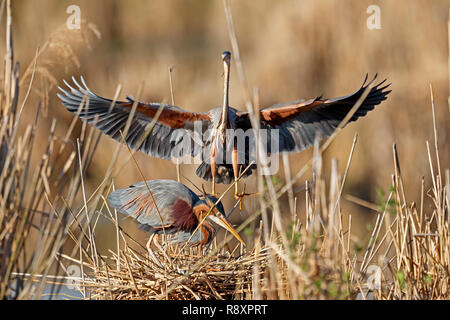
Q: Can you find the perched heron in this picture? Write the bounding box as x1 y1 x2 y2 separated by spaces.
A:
108 179 244 252
58 51 391 199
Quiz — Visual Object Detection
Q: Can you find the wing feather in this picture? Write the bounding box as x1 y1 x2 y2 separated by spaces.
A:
57 77 211 160
235 75 391 153
108 179 199 232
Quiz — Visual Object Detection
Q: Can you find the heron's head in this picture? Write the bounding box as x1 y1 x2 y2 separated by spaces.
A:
203 194 225 215
195 194 245 246
221 51 231 65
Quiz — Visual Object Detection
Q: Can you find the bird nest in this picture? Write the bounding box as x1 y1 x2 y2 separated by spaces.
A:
80 244 269 300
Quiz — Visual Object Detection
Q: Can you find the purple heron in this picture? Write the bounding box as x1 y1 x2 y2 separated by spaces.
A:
108 179 244 248
58 51 390 199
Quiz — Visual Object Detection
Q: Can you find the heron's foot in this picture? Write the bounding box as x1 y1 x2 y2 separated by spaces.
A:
234 184 248 210
147 247 164 268
211 179 216 196
146 234 163 268
154 235 172 263
146 234 172 268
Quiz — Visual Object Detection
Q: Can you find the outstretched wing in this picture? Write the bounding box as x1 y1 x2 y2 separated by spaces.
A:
57 77 211 160
108 179 199 232
235 75 391 153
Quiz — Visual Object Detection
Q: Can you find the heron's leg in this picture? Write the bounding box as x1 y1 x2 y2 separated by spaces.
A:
232 145 246 210
232 145 239 197
146 234 163 267
153 234 172 264
210 146 217 195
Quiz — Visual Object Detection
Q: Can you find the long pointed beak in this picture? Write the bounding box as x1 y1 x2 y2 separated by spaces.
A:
208 214 246 246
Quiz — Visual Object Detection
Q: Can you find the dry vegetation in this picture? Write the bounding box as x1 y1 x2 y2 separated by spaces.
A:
0 0 449 300
75 107 448 299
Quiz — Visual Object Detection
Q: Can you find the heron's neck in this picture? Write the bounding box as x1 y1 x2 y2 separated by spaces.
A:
193 204 211 222
193 205 215 244
219 61 230 133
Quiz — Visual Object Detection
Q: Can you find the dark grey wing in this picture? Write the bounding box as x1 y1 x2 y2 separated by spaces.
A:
57 77 211 160
235 75 391 153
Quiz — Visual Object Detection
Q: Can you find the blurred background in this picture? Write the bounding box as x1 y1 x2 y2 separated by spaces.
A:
5 0 449 252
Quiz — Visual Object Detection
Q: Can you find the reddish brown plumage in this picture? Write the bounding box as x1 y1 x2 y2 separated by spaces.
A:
193 203 216 245
169 201 215 244
121 102 210 129
258 100 326 126
171 198 198 231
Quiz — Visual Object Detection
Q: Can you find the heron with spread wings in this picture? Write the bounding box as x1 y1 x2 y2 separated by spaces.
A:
57 51 391 199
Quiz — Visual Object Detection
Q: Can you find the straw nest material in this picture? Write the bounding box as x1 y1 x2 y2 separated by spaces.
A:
80 244 270 300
